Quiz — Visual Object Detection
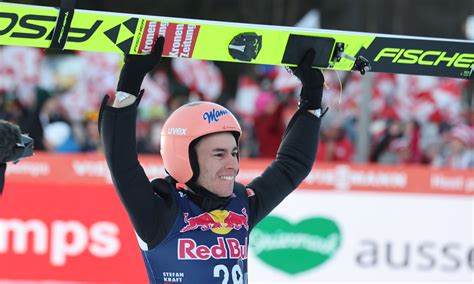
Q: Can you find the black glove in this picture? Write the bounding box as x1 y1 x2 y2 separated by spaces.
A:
117 36 165 95
292 49 324 110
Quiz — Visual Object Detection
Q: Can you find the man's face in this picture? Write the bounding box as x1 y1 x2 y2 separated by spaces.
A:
195 132 239 197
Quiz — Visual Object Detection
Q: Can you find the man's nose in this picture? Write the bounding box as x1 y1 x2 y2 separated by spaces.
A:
225 155 239 170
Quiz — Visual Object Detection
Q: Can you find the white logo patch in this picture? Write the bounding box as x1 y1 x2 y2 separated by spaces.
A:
168 128 187 135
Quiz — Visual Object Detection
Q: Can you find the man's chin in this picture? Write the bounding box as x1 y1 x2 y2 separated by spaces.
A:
215 182 234 197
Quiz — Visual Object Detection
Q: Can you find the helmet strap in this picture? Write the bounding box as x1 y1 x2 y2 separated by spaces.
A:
188 137 201 182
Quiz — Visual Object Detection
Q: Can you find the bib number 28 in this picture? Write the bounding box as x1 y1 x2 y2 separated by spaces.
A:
213 264 244 284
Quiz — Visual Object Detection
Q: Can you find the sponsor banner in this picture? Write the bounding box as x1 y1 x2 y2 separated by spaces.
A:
249 191 473 282
1 185 471 283
136 20 200 56
0 182 148 283
156 22 200 58
0 153 472 282
4 153 474 195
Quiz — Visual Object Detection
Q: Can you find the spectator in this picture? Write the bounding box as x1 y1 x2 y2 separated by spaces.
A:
316 115 354 162
370 120 404 164
403 120 422 163
432 125 474 169
43 121 80 153
253 91 286 158
80 111 101 152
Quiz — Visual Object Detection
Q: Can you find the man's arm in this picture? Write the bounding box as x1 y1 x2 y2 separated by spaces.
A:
99 37 177 246
246 49 324 229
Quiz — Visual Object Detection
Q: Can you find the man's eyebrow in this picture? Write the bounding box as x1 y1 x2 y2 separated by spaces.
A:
211 147 238 152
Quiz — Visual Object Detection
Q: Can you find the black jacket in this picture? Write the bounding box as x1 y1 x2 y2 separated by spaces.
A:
99 96 321 250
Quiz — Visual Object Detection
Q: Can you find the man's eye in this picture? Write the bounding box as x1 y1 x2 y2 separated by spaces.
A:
232 152 238 157
215 153 224 158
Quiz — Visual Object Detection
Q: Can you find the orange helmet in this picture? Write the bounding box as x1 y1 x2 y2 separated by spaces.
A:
160 101 242 183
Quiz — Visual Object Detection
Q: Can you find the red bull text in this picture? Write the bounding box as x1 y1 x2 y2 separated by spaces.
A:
178 237 248 260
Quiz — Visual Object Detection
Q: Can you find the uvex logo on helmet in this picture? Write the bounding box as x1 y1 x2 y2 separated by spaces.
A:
167 127 187 135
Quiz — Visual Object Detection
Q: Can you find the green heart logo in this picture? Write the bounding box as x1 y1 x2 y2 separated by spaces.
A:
250 216 341 275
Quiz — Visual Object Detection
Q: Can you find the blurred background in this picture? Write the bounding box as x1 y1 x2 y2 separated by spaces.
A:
0 1 473 283
1 0 473 168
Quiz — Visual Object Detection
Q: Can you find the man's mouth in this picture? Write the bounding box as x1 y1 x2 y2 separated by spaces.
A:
219 175 235 181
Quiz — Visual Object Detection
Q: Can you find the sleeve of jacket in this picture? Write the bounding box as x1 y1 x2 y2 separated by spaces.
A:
246 109 321 229
99 95 174 244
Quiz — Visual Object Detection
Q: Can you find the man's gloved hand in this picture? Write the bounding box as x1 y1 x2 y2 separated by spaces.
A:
292 49 325 110
117 36 165 96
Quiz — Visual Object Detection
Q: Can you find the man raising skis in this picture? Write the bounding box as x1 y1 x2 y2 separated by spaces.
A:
99 36 325 283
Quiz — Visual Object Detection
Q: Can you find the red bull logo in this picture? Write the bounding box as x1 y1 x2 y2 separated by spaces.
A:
178 237 248 260
180 209 248 235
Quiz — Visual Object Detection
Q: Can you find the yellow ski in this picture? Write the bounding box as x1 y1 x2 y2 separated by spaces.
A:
0 2 473 79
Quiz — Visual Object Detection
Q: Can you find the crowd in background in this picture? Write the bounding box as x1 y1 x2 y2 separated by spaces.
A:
0 46 473 169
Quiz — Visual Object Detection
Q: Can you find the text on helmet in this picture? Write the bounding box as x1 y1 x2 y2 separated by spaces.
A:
168 128 187 135
203 109 230 124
